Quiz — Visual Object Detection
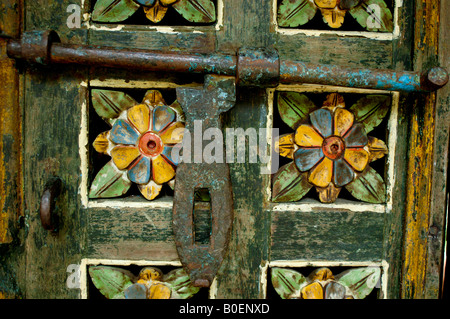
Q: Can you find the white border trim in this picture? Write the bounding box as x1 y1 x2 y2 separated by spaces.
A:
272 0 402 41
78 78 200 209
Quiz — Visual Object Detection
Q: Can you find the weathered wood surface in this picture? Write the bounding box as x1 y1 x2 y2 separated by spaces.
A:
86 201 211 260
401 0 449 299
271 208 384 262
0 0 24 299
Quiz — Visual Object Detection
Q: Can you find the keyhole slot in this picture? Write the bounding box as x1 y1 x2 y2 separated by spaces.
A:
193 188 212 245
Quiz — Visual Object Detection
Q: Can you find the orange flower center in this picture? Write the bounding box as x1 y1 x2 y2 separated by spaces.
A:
322 136 345 160
139 132 164 157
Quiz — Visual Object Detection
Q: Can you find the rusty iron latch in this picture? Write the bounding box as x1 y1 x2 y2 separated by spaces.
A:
4 30 449 288
5 30 449 91
174 75 236 287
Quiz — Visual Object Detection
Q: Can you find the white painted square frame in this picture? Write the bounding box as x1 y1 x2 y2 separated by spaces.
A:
78 78 201 209
265 85 400 214
261 260 389 299
80 258 218 299
81 0 224 32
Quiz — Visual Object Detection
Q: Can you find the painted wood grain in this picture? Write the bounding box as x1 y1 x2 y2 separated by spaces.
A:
271 210 384 262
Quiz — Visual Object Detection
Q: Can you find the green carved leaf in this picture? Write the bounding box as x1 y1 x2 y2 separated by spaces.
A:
272 162 312 202
89 266 136 299
91 89 138 125
172 0 216 23
348 94 391 133
335 267 381 299
89 161 132 198
271 268 307 299
163 268 200 299
277 0 317 27
277 92 317 129
345 166 386 203
349 0 394 32
92 0 140 23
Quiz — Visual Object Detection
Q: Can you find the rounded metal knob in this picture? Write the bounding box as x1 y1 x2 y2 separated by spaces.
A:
39 177 62 232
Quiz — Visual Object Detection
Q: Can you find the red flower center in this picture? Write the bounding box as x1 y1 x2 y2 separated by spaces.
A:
139 132 164 157
322 136 345 160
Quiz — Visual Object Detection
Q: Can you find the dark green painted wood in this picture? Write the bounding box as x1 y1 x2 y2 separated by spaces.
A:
381 0 414 299
86 200 211 260
271 208 385 262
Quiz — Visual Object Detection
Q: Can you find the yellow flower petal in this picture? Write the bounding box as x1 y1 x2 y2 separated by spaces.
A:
152 155 176 184
308 157 333 187
148 283 171 299
160 0 178 6
111 146 140 170
144 3 168 23
320 7 346 28
295 125 323 147
127 103 150 134
139 267 163 281
322 92 345 110
317 183 341 203
275 133 296 159
93 131 110 154
143 90 166 108
301 282 324 299
368 136 388 162
138 180 163 200
344 148 370 172
334 108 354 136
310 268 335 281
314 0 337 9
160 121 185 144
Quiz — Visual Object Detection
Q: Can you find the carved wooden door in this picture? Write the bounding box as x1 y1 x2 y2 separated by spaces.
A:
1 0 449 300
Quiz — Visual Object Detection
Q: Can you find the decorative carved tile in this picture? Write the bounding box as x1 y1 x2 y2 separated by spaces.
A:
272 91 390 204
90 0 217 25
277 0 395 32
270 266 381 299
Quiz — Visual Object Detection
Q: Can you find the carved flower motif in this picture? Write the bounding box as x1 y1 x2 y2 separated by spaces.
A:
92 0 216 24
134 0 179 23
314 0 361 28
277 0 394 32
273 93 390 203
293 102 369 189
90 90 184 200
271 267 381 299
89 266 200 299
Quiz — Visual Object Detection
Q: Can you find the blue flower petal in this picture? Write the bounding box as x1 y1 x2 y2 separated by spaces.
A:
161 144 182 166
133 0 156 6
124 283 147 299
333 158 355 187
310 108 333 137
128 156 151 185
152 105 176 132
294 148 324 172
343 123 368 147
110 119 140 145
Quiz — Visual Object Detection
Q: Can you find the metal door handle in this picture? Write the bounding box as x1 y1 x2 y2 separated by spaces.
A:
4 30 449 92
40 177 62 232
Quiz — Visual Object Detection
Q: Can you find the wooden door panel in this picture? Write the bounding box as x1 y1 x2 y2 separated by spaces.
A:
1 0 448 299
